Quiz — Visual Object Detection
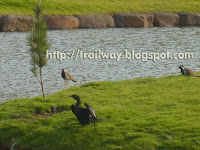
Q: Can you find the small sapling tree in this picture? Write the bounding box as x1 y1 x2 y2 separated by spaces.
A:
29 0 50 98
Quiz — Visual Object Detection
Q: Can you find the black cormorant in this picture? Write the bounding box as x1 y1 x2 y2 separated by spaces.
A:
69 95 97 126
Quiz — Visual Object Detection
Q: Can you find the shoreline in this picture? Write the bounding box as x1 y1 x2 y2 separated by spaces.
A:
0 13 200 32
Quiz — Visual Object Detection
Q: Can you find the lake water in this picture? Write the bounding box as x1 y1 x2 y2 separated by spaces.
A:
0 28 200 102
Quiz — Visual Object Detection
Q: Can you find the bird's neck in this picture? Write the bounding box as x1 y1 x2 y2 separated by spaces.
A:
180 67 186 76
76 99 81 107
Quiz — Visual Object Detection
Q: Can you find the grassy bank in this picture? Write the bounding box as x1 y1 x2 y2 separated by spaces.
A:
0 75 200 149
0 0 200 15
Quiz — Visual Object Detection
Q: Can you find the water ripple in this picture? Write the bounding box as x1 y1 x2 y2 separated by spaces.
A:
0 28 200 102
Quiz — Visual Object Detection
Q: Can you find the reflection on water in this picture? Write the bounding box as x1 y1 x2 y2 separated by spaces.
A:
0 28 200 102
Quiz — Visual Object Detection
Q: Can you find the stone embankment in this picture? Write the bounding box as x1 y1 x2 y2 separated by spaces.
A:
0 13 200 31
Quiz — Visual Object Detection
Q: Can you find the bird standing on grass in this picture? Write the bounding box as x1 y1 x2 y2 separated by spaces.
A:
61 69 77 88
69 95 97 126
178 65 200 78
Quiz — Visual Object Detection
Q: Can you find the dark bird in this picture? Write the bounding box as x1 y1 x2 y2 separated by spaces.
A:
69 95 97 126
178 65 200 78
61 69 77 88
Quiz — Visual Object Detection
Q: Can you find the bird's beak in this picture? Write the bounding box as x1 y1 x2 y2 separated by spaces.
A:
68 95 72 97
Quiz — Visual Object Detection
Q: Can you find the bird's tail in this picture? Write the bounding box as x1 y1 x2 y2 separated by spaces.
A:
96 118 106 122
196 75 200 77
73 80 77 83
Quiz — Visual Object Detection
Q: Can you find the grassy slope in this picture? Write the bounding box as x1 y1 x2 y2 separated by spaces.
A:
0 75 200 150
0 0 200 15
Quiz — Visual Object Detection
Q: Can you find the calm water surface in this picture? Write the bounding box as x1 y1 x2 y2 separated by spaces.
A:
0 28 200 102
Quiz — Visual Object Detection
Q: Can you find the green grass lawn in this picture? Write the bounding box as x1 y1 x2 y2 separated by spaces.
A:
0 0 200 15
0 75 200 150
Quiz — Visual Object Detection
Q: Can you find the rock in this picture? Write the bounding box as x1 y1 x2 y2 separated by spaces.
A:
153 13 180 27
0 15 32 32
146 14 154 27
166 135 173 140
77 14 115 28
179 13 200 26
51 106 56 113
44 15 79 30
113 13 153 28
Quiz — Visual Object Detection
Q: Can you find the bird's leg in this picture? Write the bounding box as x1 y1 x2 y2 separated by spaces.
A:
67 80 69 89
89 115 94 125
95 117 97 124
64 80 67 88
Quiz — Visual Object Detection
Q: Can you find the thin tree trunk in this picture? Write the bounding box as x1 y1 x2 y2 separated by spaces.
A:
40 67 46 98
